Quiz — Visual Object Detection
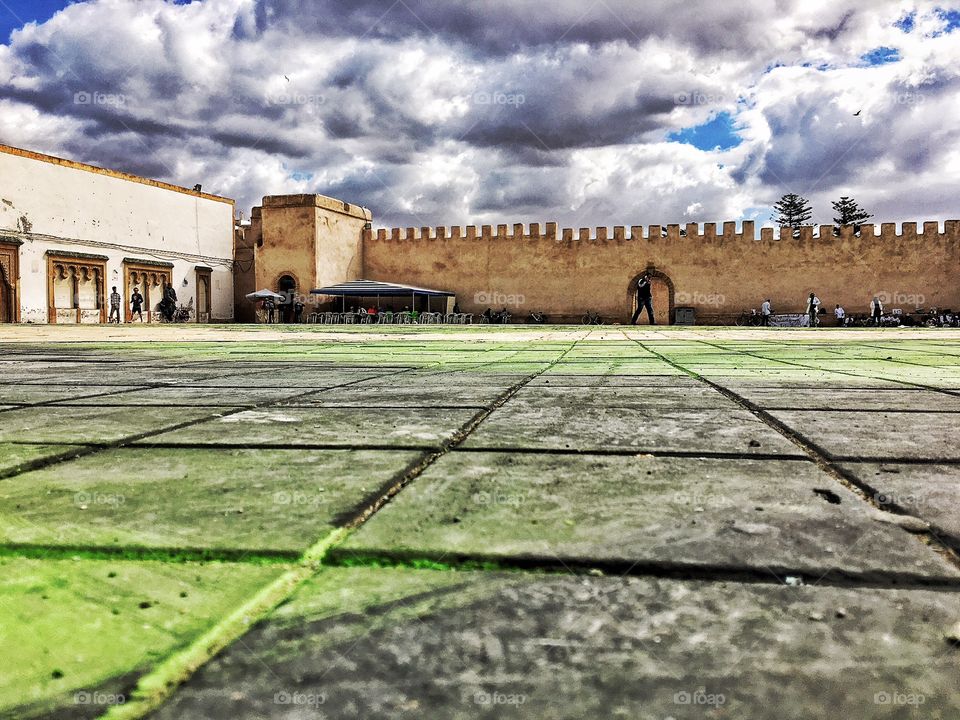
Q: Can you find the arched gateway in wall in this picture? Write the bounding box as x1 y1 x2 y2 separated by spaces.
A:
625 268 674 325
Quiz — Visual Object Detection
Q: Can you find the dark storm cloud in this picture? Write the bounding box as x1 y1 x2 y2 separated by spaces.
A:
457 94 677 151
252 0 806 56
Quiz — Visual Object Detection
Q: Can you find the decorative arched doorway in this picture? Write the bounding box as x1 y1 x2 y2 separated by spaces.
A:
626 267 675 325
0 241 20 323
124 260 173 323
0 263 13 323
195 267 212 323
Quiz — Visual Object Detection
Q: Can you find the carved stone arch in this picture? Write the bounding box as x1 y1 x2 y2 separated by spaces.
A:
123 260 172 323
626 265 675 325
0 241 19 323
45 253 107 324
0 259 11 323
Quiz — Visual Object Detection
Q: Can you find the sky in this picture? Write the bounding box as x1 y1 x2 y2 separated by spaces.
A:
1 0 959 229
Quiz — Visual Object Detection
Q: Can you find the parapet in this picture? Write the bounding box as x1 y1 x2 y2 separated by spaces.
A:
369 220 960 244
262 193 372 221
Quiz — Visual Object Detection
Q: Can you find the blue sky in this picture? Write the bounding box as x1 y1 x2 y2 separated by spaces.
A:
668 113 742 152
0 0 71 42
1 1 960 228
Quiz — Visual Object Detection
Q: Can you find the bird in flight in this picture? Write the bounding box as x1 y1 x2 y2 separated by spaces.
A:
853 109 861 116
284 75 290 82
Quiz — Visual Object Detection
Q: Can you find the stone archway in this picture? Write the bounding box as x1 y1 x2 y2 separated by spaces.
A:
626 267 675 325
276 273 298 323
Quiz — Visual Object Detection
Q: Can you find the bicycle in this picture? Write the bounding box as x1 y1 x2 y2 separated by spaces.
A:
734 309 763 326
157 301 194 323
581 310 603 325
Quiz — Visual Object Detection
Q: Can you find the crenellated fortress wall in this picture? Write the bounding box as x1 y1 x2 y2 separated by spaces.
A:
362 219 960 322
243 193 959 324
371 219 960 244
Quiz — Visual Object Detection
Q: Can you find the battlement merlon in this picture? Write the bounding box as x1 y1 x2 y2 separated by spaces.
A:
370 220 960 243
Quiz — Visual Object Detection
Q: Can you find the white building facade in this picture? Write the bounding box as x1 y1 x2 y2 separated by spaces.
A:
0 144 235 324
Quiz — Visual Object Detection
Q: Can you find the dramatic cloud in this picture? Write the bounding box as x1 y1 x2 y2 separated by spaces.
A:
1 0 959 228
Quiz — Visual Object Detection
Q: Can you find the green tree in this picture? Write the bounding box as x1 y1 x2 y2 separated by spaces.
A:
773 193 813 227
831 196 872 228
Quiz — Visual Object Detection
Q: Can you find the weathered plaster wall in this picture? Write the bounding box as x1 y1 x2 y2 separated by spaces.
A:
254 197 317 301
233 216 258 323
250 194 370 313
362 221 960 322
0 144 235 323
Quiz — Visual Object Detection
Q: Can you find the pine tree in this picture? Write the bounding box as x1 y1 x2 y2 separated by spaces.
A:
831 196 872 228
773 193 813 227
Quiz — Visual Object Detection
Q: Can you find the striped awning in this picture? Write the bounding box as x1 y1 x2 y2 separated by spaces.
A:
310 279 454 297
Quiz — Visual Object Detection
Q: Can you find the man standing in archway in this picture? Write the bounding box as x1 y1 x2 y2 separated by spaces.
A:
631 273 655 325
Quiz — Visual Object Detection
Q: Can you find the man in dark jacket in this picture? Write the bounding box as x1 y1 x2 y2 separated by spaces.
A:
631 273 655 325
161 282 177 322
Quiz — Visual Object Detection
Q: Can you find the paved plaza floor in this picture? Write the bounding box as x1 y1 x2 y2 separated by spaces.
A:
1 324 959 719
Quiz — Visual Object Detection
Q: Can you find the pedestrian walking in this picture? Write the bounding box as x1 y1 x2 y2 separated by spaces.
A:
870 296 883 326
760 298 772 326
130 287 144 322
159 281 177 322
264 297 276 323
834 304 845 326
108 286 121 324
806 292 821 327
631 273 655 325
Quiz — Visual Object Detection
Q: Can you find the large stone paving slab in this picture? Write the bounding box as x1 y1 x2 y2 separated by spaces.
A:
150 567 960 720
0 406 226 444
0 385 144 404
280 384 506 408
338 452 958 580
726 387 960 411
527 374 704 387
0 557 282 720
709 375 905 388
839 462 960 546
0 443 89 476
508 384 735 409
0 448 420 552
135 407 480 448
543 362 684 375
59 385 315 407
174 369 397 388
768 410 960 461
463 405 802 455
401 371 530 385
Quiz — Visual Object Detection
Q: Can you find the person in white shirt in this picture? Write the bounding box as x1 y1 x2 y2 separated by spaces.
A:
760 299 772 326
806 293 821 327
870 297 883 326
834 304 845 326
